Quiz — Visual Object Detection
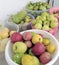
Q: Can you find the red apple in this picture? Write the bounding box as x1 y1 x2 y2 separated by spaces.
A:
25 41 32 48
32 43 45 55
23 32 32 41
10 32 22 43
39 52 52 64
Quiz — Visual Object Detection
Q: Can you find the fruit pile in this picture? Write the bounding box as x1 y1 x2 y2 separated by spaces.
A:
26 2 50 11
0 27 16 52
31 12 58 31
10 32 56 65
9 10 33 24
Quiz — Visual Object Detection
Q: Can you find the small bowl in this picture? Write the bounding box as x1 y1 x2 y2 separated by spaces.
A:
5 29 59 65
5 14 34 32
49 7 59 28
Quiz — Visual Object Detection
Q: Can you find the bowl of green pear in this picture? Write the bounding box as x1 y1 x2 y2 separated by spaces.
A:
31 12 58 35
26 1 50 16
6 10 34 31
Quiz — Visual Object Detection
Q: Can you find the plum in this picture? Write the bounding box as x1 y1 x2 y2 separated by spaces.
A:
25 41 32 48
32 43 45 55
23 32 32 41
10 32 22 43
39 52 52 64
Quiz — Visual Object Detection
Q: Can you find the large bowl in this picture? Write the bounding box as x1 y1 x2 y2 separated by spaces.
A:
5 14 34 32
5 29 59 65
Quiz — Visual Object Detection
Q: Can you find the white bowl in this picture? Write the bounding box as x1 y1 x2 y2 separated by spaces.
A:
5 29 59 65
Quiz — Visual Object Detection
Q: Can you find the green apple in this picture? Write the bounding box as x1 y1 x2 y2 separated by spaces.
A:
50 21 58 28
36 19 42 24
41 16 46 21
12 53 24 64
43 21 49 26
25 16 31 19
36 16 42 20
42 25 50 30
41 12 49 17
13 42 27 53
43 38 50 46
27 5 33 10
39 6 46 10
32 19 37 25
34 23 42 29
48 14 55 21
33 56 40 65
34 6 38 10
53 17 58 22
25 18 30 23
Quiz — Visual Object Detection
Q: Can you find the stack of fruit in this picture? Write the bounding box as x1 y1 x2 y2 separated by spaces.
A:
31 12 58 35
10 31 56 65
26 2 50 11
49 7 59 28
26 2 50 16
9 10 33 24
0 27 16 52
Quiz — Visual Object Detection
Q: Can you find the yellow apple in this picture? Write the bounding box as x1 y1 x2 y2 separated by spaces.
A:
1 32 9 39
46 44 56 53
10 31 16 36
4 27 9 33
22 54 34 65
32 34 43 44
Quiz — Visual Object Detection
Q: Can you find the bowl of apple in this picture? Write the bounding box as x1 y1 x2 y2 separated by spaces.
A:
6 10 34 31
31 12 58 35
26 1 50 16
49 7 59 28
5 30 59 65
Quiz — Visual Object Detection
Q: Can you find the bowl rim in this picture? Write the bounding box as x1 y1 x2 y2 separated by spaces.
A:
5 29 59 65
